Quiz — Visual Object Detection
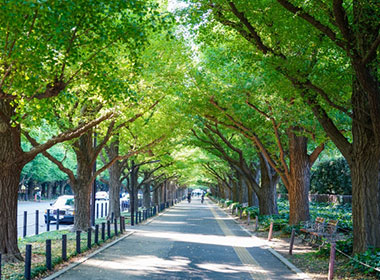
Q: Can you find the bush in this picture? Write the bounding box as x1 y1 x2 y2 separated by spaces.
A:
350 247 380 277
311 157 351 195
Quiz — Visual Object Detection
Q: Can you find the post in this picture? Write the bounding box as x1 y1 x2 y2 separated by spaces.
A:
107 220 111 238
24 244 32 280
135 211 138 225
255 217 259 231
247 213 250 225
46 239 52 270
114 218 118 236
101 203 104 218
47 209 50 232
76 231 81 254
239 208 242 219
91 132 97 227
95 224 99 244
96 203 99 219
139 211 142 223
101 222 105 241
268 222 274 241
56 208 60 230
328 242 336 280
120 216 123 233
289 229 296 255
87 228 92 249
62 234 67 261
111 212 114 221
105 202 108 217
23 211 27 237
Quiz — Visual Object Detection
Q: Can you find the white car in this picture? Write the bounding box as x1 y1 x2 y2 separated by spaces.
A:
96 191 109 200
44 195 75 224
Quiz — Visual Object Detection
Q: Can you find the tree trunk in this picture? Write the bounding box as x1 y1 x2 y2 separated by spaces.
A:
143 183 151 209
108 166 121 219
232 180 238 202
350 79 380 252
107 161 122 219
0 100 23 260
47 182 54 199
72 182 92 231
287 131 310 225
257 153 278 215
153 185 159 205
72 131 93 231
0 167 23 261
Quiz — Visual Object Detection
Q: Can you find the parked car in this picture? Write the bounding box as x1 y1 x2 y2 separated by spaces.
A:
96 191 109 200
44 195 75 224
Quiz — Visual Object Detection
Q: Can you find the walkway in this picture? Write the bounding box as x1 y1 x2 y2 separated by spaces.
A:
54 198 301 279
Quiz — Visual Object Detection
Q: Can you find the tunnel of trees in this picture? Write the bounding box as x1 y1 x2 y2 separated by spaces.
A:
0 0 379 261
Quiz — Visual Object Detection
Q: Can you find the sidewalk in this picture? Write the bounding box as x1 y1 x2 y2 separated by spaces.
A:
48 198 303 280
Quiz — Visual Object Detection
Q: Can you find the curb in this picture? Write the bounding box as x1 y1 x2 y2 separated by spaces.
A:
211 201 311 280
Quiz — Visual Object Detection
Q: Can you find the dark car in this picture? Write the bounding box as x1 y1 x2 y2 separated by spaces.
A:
44 195 75 224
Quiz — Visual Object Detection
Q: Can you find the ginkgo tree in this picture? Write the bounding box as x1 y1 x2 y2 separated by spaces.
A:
184 0 380 253
0 0 165 260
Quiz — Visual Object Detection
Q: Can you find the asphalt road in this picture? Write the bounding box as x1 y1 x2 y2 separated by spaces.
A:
55 198 301 280
17 200 109 238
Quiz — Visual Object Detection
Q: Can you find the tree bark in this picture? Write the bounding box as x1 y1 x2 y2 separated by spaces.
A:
71 131 94 231
0 167 23 261
257 153 279 215
350 80 380 252
287 130 311 224
0 100 23 260
143 183 151 208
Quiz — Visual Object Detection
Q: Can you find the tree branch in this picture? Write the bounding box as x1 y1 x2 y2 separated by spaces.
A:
20 112 114 165
276 0 347 50
23 131 76 184
309 143 325 165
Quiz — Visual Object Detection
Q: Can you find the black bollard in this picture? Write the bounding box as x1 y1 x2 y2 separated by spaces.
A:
35 210 39 235
95 224 99 244
23 211 27 237
87 228 92 249
101 222 105 241
105 202 108 216
107 220 111 238
46 239 52 270
47 209 50 232
62 234 67 261
24 244 32 280
56 209 60 230
114 218 118 236
76 231 81 254
120 216 123 233
135 211 138 225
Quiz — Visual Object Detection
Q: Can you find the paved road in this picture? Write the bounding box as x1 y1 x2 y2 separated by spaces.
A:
54 198 300 280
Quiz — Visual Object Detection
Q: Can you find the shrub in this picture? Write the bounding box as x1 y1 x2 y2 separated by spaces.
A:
311 157 351 195
350 247 380 277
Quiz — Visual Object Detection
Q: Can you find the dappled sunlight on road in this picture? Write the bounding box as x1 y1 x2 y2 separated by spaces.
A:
84 255 191 276
132 229 267 248
151 221 187 225
196 262 265 274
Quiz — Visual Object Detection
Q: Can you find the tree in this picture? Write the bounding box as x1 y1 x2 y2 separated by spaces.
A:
0 0 163 259
185 0 380 252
